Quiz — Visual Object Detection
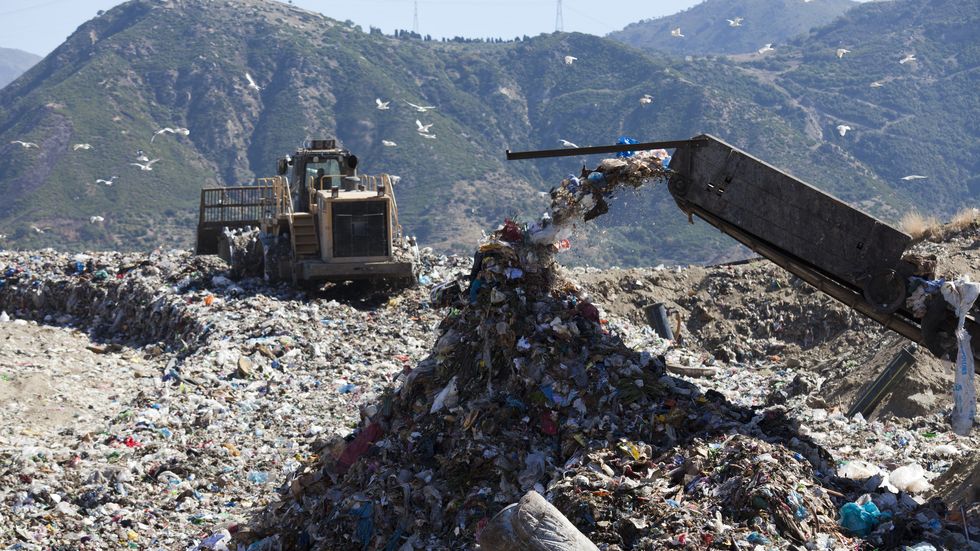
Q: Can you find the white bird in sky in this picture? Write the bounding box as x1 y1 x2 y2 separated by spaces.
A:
381 140 397 147
836 48 850 59
130 159 161 171
415 119 433 133
10 140 38 148
406 101 436 112
899 54 916 64
727 17 743 27
758 43 774 54
564 55 577 65
639 94 653 105
837 124 852 136
96 176 118 186
245 72 261 91
418 132 436 139
151 127 190 142
559 139 578 148
901 174 928 181
870 80 885 88
375 98 390 110
671 27 684 38
90 216 105 224
72 143 93 151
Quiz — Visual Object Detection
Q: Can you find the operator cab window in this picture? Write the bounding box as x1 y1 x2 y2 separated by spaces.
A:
305 159 341 189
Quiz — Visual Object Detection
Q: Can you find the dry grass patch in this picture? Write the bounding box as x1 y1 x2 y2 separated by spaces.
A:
948 207 980 233
901 211 943 240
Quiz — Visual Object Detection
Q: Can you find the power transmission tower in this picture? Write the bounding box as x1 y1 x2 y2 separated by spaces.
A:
555 0 563 32
413 0 419 34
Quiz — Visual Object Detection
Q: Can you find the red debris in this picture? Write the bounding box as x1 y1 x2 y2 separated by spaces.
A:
336 422 384 474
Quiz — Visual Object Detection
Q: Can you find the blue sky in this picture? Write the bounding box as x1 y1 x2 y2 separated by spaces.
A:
0 0 703 56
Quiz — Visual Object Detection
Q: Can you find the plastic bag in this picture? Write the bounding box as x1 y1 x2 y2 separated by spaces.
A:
839 495 884 536
941 278 979 435
888 464 933 494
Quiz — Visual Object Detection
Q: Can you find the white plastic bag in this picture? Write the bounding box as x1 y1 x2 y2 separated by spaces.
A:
888 464 933 494
941 277 979 435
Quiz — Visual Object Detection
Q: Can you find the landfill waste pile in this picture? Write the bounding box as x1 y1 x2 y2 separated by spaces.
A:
240 153 979 550
0 245 467 549
1 164 977 550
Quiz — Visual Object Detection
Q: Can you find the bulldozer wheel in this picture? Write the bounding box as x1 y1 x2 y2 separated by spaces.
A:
863 270 907 314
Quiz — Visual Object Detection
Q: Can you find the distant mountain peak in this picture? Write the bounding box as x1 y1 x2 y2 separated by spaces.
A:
0 47 42 89
609 0 856 56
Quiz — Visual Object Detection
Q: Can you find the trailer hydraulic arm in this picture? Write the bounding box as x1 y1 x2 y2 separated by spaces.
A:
507 135 980 366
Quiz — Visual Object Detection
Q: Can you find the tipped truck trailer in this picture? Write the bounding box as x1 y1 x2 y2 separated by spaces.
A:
196 139 417 286
507 134 979 366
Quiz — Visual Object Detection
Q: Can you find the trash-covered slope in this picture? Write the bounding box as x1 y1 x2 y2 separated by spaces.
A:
0 246 466 549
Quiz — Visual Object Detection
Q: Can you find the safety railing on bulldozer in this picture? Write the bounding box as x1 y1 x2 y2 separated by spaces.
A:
266 176 292 222
195 177 286 254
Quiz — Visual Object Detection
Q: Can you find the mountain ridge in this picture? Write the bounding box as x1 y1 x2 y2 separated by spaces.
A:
0 0 976 267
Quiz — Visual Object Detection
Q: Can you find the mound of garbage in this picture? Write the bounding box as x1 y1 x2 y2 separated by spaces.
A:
243 152 927 550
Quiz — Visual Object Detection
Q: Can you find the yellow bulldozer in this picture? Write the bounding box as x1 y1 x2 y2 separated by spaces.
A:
195 139 417 286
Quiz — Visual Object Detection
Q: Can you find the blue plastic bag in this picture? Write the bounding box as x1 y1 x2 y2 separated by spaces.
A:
616 136 639 158
839 500 883 536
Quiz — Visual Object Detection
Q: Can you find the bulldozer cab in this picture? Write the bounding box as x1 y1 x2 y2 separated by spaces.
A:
285 139 359 212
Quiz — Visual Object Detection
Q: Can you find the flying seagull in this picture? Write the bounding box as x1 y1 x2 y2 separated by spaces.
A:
96 176 118 186
900 174 927 181
758 43 774 54
418 132 436 139
559 139 578 148
90 216 105 224
381 140 397 147
639 94 653 105
245 72 261 91
836 48 850 59
564 55 577 65
727 17 743 27
151 127 190 142
415 119 433 133
406 101 435 112
375 98 390 110
899 54 916 65
870 80 885 88
31 225 45 234
72 143 93 151
10 140 38 148
671 27 684 38
130 159 161 171
837 124 851 136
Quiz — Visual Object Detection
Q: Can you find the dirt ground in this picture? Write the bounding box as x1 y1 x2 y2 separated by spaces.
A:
0 321 158 438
